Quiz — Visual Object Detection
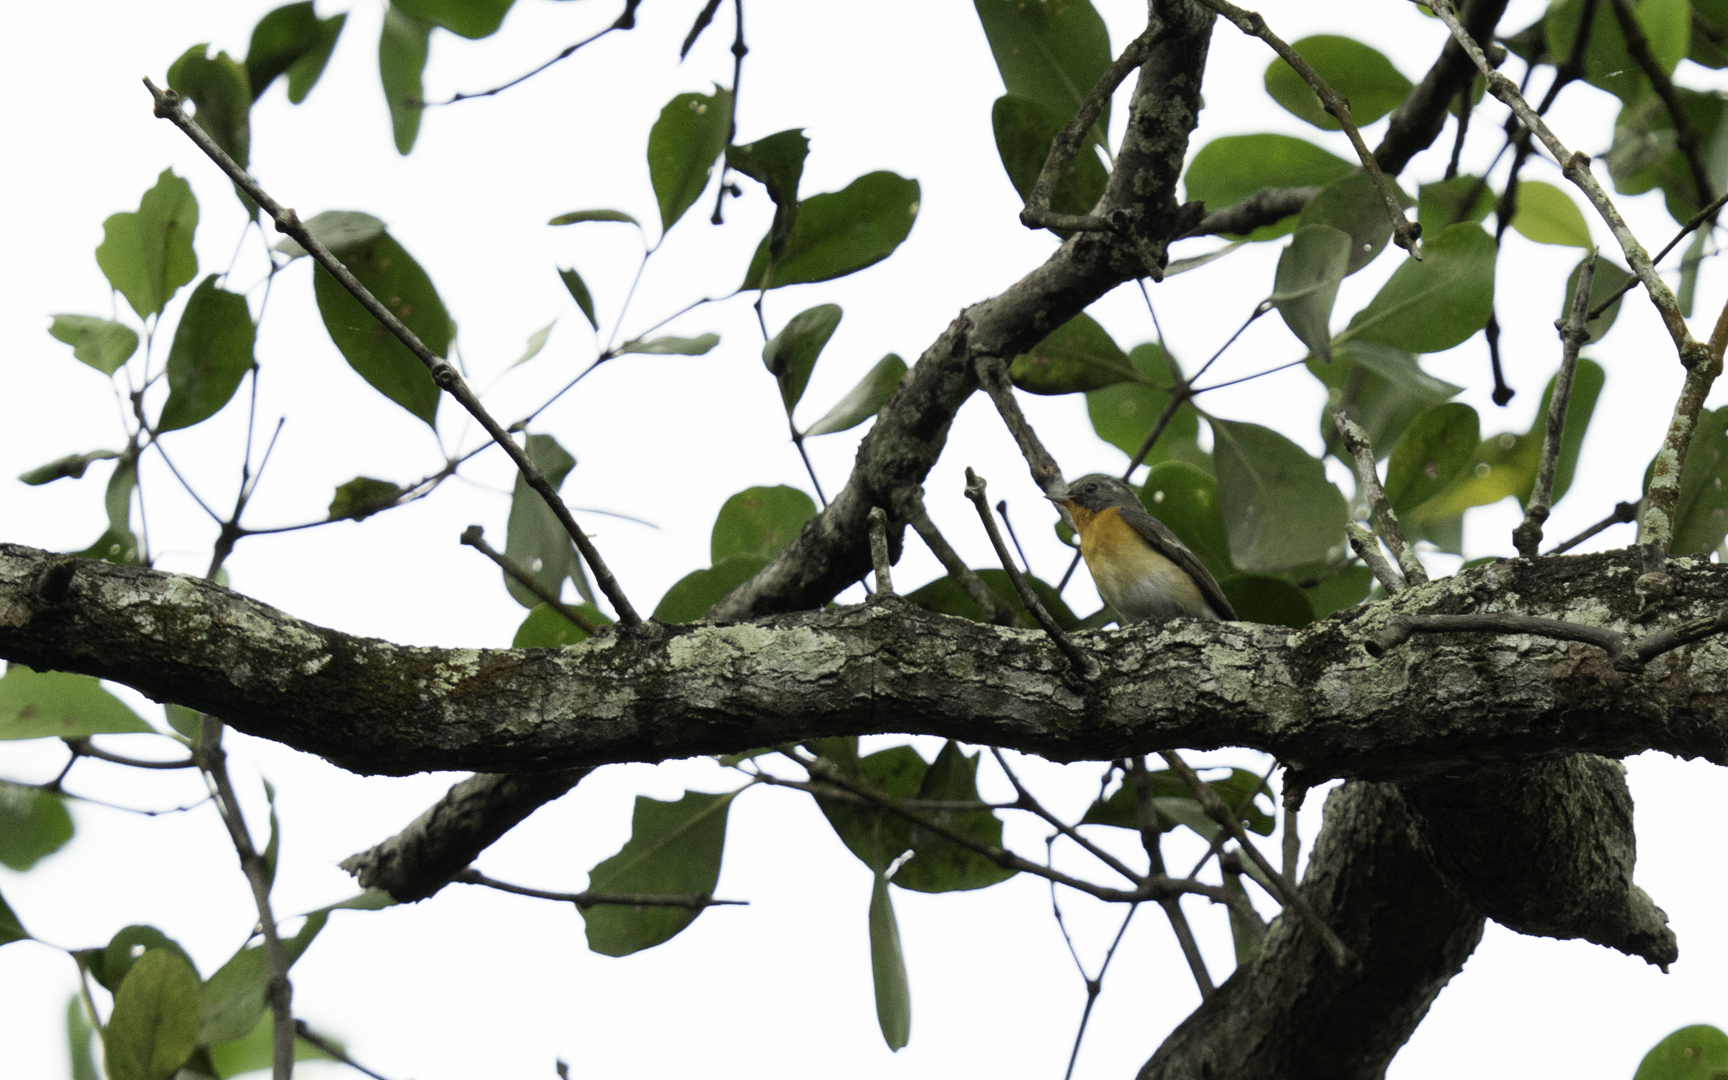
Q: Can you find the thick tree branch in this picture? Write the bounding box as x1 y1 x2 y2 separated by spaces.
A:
1373 0 1511 176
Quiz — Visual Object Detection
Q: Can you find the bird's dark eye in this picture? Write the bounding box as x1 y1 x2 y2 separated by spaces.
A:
1083 482 1097 493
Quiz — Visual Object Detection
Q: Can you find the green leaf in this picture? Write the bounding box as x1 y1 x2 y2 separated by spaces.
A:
165 704 203 743
96 170 199 321
196 947 269 1048
515 321 555 366
1302 564 1374 616
647 87 734 233
1312 342 1463 457
0 889 27 946
503 434 593 609
1678 228 1706 317
1211 419 1348 572
1564 256 1632 344
260 779 279 891
67 997 98 1080
614 333 720 356
104 949 200 1080
0 666 153 740
311 231 447 425
1264 35 1412 131
1417 175 1496 238
286 12 345 104
1086 344 1205 468
18 449 121 487
168 45 252 180
327 476 401 521
1633 1024 1728 1080
762 305 842 414
1223 871 1263 966
95 927 198 993
1081 768 1273 836
1271 225 1352 361
274 210 385 258
157 276 256 433
1220 574 1314 629
1009 311 1136 394
1139 461 1235 583
559 267 598 330
892 742 1016 894
1606 86 1724 223
1547 0 1690 102
804 354 907 436
1510 180 1592 247
582 790 737 957
711 486 816 563
548 209 641 227
48 316 139 375
1384 402 1481 514
1648 406 1728 557
1299 171 1402 276
741 172 921 290
1183 135 1352 239
905 569 1077 630
379 6 432 154
1338 222 1496 353
973 0 1112 139
0 783 73 871
726 129 810 258
653 554 770 623
245 3 319 101
990 94 1109 224
869 870 912 1052
78 455 140 565
513 602 610 648
393 0 515 38
205 1009 338 1078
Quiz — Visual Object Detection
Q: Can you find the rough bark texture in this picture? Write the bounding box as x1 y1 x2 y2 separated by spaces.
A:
1138 783 1485 1080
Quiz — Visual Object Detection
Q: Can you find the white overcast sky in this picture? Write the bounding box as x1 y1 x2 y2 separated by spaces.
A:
2 1 1726 1078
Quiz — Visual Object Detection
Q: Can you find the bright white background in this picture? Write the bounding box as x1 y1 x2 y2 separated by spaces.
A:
2 1 1725 1077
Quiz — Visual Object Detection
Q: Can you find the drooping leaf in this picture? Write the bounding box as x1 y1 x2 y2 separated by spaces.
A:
96 170 199 321
274 210 385 258
48 316 139 375
67 997 98 1080
1417 175 1496 238
804 354 907 436
0 784 73 871
741 173 921 290
559 267 598 330
513 602 610 648
311 230 447 425
905 569 1077 631
1563 256 1632 344
195 902 354 1051
286 12 345 103
1264 35 1413 131
1220 574 1314 629
1646 406 1728 557
648 87 734 233
973 0 1112 139
581 790 737 956
726 129 810 258
104 949 200 1080
1009 311 1137 394
1633 1024 1728 1080
1299 172 1402 276
1383 402 1481 515
1139 461 1235 583
1312 342 1463 458
503 434 592 609
393 0 515 38
1338 223 1496 354
762 304 842 414
379 6 432 154
0 666 153 741
615 333 720 356
1086 344 1205 469
18 450 121 487
245 3 320 101
1183 135 1353 239
548 209 641 227
869 870 912 1052
157 276 256 433
76 455 140 566
327 477 402 521
653 554 770 624
515 321 555 366
1271 224 1352 361
1211 419 1348 572
711 486 816 563
260 779 280 891
1510 180 1593 247
990 93 1109 224
204 1009 338 1078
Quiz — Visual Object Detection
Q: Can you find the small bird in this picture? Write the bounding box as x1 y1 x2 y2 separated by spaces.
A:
1047 474 1236 624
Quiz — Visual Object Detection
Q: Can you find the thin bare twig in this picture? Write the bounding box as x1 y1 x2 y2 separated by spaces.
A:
1515 253 1595 558
292 1021 396 1080
1332 408 1426 586
1547 499 1639 554
867 507 895 596
62 739 194 770
459 526 601 634
1058 898 1140 1080
974 356 1063 494
433 0 643 105
1366 606 1728 670
1131 757 1213 997
1589 191 1728 321
901 488 1022 626
990 748 1145 886
454 869 745 909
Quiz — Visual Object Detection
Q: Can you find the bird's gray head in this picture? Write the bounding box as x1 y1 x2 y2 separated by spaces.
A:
1047 474 1141 514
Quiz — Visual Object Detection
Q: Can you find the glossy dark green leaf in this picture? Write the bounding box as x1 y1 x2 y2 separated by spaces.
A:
204 1009 337 1078
1547 0 1689 103
0 889 27 946
0 665 152 740
582 790 737 956
1009 311 1137 394
1564 256 1632 344
1183 135 1352 239
1264 35 1412 131
711 486 816 563
973 0 1111 138
1313 342 1462 458
869 870 911 1051
96 170 199 321
245 3 319 101
1633 1024 1728 1080
1338 223 1496 354
1220 574 1314 628
95 928 198 994
394 0 515 38
654 554 770 623
648 87 734 233
67 997 98 1080
513 602 610 648
18 449 121 487
990 93 1109 224
1271 225 1352 361
311 231 447 425
741 173 920 290
763 304 842 414
1384 402 1481 514
1139 461 1235 583
104 949 200 1080
1212 419 1348 572
274 210 385 258
1648 406 1728 557
48 316 139 375
805 354 907 436
559 267 598 330
1417 175 1495 238
548 209 641 227
157 277 255 433
327 476 401 521
1086 344 1204 468
905 569 1076 631
1299 171 1403 276
379 7 432 154
1301 564 1374 616
286 12 344 103
727 129 809 258
0 784 72 871
1510 180 1592 247
503 434 592 609
1224 871 1262 966
615 332 720 356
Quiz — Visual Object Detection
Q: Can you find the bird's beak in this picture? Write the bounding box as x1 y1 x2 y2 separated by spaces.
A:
1044 492 1072 506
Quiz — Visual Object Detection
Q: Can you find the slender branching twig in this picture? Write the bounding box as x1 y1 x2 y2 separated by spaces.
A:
901 488 1022 626
1346 521 1404 595
1332 409 1426 586
1365 606 1728 669
432 0 644 105
454 869 745 909
1514 252 1594 558
867 507 895 596
1131 757 1213 997
459 526 601 634
1546 499 1639 554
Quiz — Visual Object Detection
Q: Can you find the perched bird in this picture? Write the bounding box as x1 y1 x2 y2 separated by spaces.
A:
1047 474 1236 624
